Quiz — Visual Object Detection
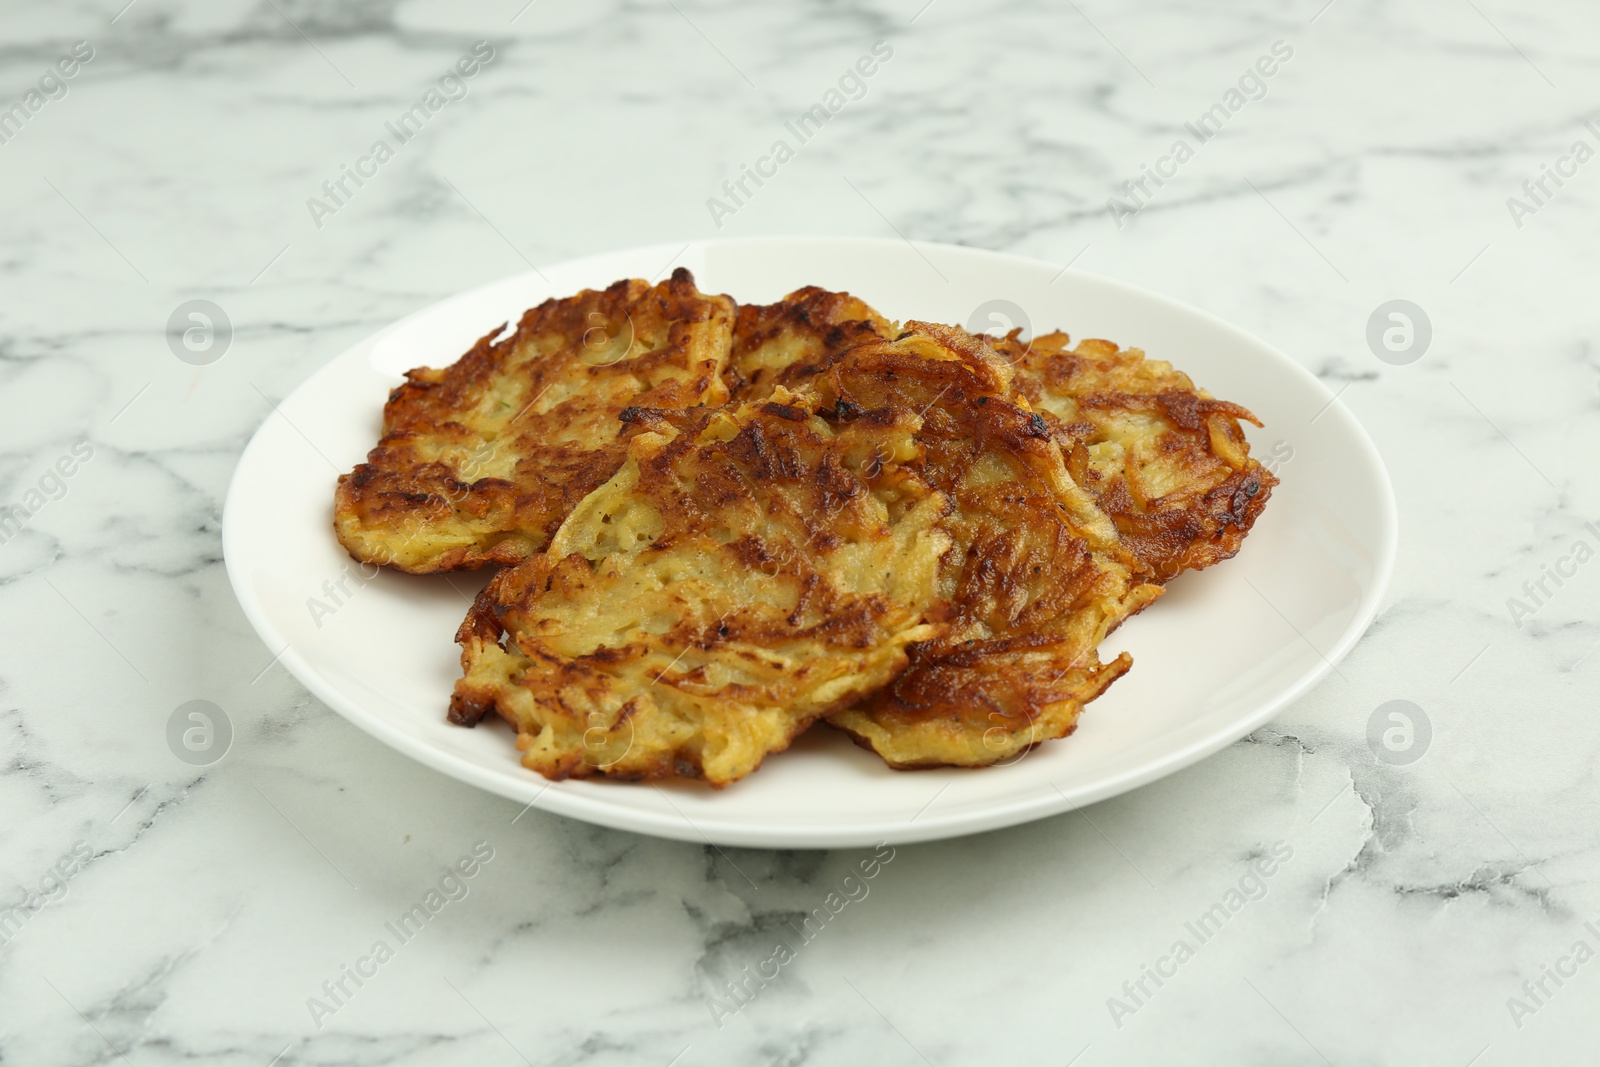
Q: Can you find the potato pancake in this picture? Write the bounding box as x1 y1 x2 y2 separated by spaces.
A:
729 285 894 399
754 324 1164 768
988 330 1277 584
344 271 1279 781
448 392 952 787
727 294 1277 587
333 269 734 573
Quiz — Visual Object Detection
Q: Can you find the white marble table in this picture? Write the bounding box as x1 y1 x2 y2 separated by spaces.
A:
2 0 1597 1063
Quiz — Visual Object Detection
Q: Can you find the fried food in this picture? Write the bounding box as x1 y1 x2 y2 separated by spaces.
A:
333 269 734 573
728 285 895 399
753 323 1164 768
447 392 952 787
728 295 1276 586
989 330 1277 583
333 269 1280 784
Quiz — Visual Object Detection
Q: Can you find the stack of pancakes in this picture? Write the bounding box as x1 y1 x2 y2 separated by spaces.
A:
333 269 1275 787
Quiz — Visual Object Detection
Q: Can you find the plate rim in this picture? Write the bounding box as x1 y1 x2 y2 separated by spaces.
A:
222 235 1398 849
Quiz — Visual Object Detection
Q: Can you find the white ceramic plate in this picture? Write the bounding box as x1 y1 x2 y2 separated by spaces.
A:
223 237 1396 848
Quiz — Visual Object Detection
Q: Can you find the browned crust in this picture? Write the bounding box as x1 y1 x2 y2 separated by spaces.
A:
992 330 1278 584
356 275 1280 780
727 286 896 400
829 650 1134 769
449 395 951 787
451 593 841 786
333 268 734 573
743 323 1162 767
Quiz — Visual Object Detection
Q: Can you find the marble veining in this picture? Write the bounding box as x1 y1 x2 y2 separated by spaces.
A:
1 0 1598 1063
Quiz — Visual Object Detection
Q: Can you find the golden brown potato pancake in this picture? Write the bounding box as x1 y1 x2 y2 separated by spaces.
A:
344 271 1278 780
728 285 895 399
725 293 1277 588
448 392 952 787
753 323 1164 768
333 269 734 573
988 330 1277 584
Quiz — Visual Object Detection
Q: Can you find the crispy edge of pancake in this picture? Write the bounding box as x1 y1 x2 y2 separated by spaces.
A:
988 329 1278 583
447 390 953 788
829 650 1137 769
756 322 1163 767
728 285 896 400
332 268 734 574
